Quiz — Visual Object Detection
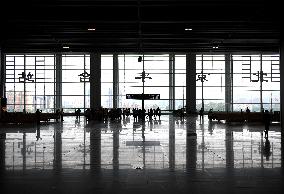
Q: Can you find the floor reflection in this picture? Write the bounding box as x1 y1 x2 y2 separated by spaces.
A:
53 124 62 173
0 115 282 171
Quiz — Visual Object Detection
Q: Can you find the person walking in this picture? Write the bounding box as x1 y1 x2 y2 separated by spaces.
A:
199 107 204 122
36 109 41 126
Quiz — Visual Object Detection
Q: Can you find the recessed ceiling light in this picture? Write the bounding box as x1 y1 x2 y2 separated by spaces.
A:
213 46 219 49
185 28 193 31
88 28 96 31
63 46 69 49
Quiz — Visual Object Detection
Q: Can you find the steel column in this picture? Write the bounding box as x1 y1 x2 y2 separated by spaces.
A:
90 53 101 109
186 53 196 114
225 54 232 112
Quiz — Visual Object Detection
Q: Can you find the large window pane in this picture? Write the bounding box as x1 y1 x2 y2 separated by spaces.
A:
5 54 55 113
62 54 90 111
118 54 170 110
101 55 113 108
196 55 225 111
232 54 279 112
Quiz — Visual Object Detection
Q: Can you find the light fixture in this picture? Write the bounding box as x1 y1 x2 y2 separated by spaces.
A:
63 46 69 49
88 28 96 31
213 46 219 49
185 28 193 31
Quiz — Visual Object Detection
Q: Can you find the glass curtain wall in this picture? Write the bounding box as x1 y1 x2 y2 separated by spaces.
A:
232 54 280 111
5 53 279 113
118 54 170 110
118 54 142 109
101 55 113 108
100 54 186 111
5 54 55 113
196 55 225 111
174 55 186 110
262 55 280 111
61 54 90 113
143 54 170 110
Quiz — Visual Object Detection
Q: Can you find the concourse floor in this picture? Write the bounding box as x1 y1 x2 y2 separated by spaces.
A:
0 115 283 194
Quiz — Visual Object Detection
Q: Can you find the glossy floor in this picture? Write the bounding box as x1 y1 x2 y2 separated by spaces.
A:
1 115 284 194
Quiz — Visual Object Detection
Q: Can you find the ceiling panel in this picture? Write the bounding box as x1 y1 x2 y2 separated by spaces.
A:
0 0 281 53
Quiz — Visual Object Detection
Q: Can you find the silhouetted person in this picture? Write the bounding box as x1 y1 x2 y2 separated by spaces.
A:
85 108 91 122
199 107 204 122
263 110 271 138
117 108 122 120
60 108 64 122
245 107 250 113
35 109 41 125
208 108 213 121
56 109 60 122
149 108 153 121
122 108 126 119
75 109 78 119
156 107 161 120
76 108 81 121
261 108 264 114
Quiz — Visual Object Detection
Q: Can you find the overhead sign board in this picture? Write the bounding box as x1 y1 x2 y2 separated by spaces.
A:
126 94 160 100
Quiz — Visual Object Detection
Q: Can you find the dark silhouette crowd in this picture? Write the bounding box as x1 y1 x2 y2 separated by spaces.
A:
84 107 162 123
